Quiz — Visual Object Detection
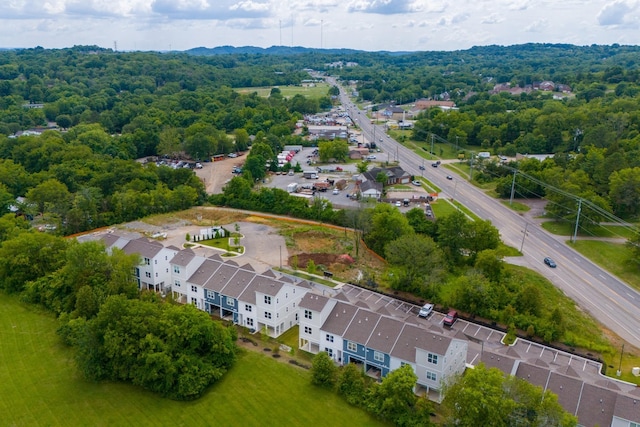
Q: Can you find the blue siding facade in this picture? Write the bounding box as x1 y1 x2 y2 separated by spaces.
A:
343 340 366 360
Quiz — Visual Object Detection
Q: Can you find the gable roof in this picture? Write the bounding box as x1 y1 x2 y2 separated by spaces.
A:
187 259 223 286
322 301 359 336
220 269 256 298
122 237 166 259
203 264 238 292
170 249 196 267
300 293 331 312
366 316 405 354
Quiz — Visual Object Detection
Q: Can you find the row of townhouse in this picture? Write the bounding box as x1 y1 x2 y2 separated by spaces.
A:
298 293 468 401
100 234 312 337
97 233 640 426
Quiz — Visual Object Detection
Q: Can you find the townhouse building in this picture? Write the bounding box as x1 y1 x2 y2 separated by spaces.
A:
101 233 179 294
298 291 468 400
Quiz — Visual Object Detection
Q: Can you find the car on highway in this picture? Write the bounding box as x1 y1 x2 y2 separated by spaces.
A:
443 310 458 327
412 180 421 186
544 257 557 268
446 175 453 180
419 165 426 170
431 163 438 168
418 303 434 318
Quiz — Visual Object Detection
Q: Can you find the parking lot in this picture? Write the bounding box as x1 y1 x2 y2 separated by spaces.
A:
262 147 430 210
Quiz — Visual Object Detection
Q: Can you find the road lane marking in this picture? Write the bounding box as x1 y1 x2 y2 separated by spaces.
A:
626 292 636 300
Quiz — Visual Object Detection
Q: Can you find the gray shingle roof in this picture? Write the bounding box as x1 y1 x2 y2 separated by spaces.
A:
187 259 223 286
220 269 256 298
343 309 381 345
122 237 167 259
170 249 196 267
299 293 330 312
203 264 238 292
321 302 358 336
366 316 405 354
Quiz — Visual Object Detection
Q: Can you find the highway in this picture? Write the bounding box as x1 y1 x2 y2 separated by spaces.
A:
332 78 640 349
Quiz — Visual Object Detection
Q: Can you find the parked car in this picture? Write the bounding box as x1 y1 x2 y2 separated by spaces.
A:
446 175 453 180
544 257 557 268
367 155 377 160
443 310 458 327
418 303 434 318
395 201 402 207
412 180 421 186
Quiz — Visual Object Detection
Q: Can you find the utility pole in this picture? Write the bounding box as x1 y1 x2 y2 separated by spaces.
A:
509 169 517 205
520 222 530 253
572 199 582 243
430 133 434 156
469 154 474 181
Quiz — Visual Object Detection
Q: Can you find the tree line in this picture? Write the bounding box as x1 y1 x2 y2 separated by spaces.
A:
0 225 237 400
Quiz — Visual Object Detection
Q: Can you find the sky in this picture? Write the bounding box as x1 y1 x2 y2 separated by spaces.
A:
0 0 639 52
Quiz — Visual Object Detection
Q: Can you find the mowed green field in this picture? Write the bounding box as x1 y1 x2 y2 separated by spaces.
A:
235 83 331 99
0 294 385 427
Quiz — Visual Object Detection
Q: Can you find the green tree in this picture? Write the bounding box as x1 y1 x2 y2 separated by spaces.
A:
367 364 434 427
384 234 446 295
72 296 236 400
356 161 370 174
443 364 577 427
311 351 337 387
609 167 640 217
0 231 68 293
473 249 504 283
336 363 368 406
26 178 71 215
364 203 414 255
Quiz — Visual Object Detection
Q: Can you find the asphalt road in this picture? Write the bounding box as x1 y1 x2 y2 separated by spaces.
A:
331 78 640 350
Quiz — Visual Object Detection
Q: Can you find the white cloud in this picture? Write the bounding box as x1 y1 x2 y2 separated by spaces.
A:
597 0 639 26
482 14 503 24
150 0 272 20
525 18 548 32
347 0 425 14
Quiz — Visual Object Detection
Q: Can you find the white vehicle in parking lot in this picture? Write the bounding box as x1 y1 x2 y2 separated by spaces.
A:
418 303 434 318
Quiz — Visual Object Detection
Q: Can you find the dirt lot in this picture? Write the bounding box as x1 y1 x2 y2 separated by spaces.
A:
194 157 246 194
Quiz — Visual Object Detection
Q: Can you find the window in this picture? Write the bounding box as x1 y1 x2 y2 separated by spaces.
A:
245 305 252 312
426 371 437 381
191 285 197 293
174 280 181 287
347 341 357 352
144 257 150 265
265 312 272 319
295 313 298 321
206 290 215 299
155 272 158 277
373 351 384 362
427 353 438 364
325 348 333 357
145 272 151 278
191 297 197 306
173 265 180 273
227 298 234 307
326 334 334 343
304 326 312 334
154 259 157 265
304 309 312 320
264 296 271 304
134 267 140 277
246 318 254 327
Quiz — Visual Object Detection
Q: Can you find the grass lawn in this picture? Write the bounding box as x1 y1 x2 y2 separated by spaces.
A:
542 220 639 240
0 294 385 427
501 200 531 213
235 83 331 99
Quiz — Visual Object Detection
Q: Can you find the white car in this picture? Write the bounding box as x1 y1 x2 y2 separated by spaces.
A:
418 303 434 318
412 180 421 186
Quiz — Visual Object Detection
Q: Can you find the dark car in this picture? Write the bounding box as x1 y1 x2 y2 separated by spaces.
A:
544 257 557 268
419 165 426 170
443 310 458 327
446 175 453 180
431 163 438 168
